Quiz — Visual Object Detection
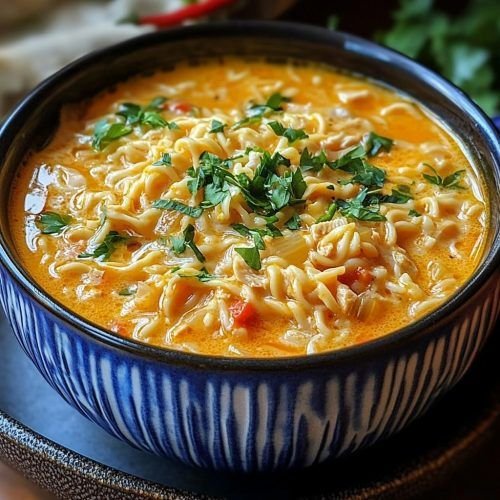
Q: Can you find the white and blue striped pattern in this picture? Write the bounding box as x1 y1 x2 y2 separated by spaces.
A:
0 266 498 472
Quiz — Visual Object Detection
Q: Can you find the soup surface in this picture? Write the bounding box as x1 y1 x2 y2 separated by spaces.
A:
11 59 487 357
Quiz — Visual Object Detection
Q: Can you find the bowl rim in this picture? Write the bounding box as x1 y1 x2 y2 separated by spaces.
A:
0 20 499 371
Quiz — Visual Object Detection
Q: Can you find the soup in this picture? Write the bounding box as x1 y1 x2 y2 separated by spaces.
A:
11 59 487 357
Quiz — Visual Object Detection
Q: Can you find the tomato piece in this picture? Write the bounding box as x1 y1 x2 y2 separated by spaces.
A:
229 300 256 327
338 267 373 291
169 101 193 114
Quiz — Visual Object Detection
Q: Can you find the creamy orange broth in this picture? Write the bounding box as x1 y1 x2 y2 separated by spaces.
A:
11 59 487 357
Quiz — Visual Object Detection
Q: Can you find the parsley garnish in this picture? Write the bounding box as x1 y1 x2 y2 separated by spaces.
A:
209 120 226 134
92 121 132 151
232 93 290 129
171 224 205 262
376 185 413 204
316 202 338 223
117 96 171 129
78 231 129 261
338 159 386 188
37 212 72 235
118 285 137 296
284 213 302 230
364 132 394 156
152 199 203 218
300 148 330 173
267 121 309 143
235 246 261 271
409 209 422 217
152 153 172 166
337 189 386 221
422 165 466 189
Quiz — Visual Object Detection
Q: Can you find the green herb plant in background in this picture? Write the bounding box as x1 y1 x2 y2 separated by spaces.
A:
376 0 500 115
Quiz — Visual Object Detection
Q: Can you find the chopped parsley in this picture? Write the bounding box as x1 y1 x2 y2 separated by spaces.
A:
117 96 171 129
171 224 205 263
152 199 203 218
267 121 309 143
152 153 172 166
316 201 338 223
376 185 413 204
338 159 386 188
92 121 132 151
235 246 261 271
364 132 394 156
422 165 466 189
337 189 386 221
37 212 72 235
284 213 302 230
232 93 290 129
409 209 422 217
300 148 330 173
92 96 178 151
78 231 130 261
118 285 137 296
209 120 226 134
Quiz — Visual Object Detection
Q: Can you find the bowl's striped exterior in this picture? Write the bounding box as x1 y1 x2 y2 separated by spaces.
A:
0 265 498 472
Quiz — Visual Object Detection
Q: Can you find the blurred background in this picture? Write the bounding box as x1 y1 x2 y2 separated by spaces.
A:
0 0 498 498
0 0 499 117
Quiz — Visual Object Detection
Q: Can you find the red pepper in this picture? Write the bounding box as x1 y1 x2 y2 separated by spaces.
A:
230 300 256 327
138 0 237 28
169 101 193 114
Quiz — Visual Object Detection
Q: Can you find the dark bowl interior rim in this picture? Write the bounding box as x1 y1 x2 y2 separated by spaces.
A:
0 21 499 371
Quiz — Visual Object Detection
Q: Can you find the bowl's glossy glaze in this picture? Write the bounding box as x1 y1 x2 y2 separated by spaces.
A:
0 22 499 472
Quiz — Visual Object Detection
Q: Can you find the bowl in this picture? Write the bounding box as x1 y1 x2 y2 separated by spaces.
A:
0 21 499 472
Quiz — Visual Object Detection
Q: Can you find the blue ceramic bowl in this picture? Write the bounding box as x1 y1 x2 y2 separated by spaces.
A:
0 22 499 472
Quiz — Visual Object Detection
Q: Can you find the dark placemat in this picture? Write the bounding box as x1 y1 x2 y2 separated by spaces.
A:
0 307 499 499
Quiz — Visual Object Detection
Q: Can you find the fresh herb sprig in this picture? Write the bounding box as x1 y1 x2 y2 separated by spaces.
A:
92 96 178 151
422 165 466 189
171 224 205 262
37 212 72 235
152 199 203 218
78 231 130 261
232 93 290 129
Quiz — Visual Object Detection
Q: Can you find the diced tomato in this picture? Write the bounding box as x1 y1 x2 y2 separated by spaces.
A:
338 267 373 291
229 300 256 327
169 101 193 114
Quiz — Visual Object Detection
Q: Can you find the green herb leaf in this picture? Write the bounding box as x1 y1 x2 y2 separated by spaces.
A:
152 153 172 166
38 212 72 235
92 120 132 151
316 202 338 223
235 246 261 271
267 121 309 143
364 132 394 156
423 165 466 189
209 119 226 134
340 159 386 188
171 235 186 255
300 148 330 172
338 189 386 221
377 185 413 203
232 93 291 129
409 209 421 217
140 110 168 128
78 231 129 261
197 267 217 282
118 285 137 296
152 199 203 218
172 224 205 262
183 224 205 263
284 213 302 230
